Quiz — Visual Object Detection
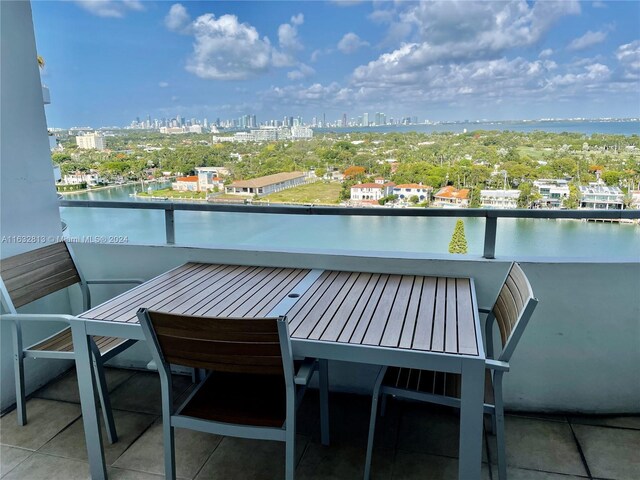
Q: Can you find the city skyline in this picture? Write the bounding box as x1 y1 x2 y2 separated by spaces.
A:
33 1 640 127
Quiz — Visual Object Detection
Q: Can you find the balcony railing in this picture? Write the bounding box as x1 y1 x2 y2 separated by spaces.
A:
59 199 640 259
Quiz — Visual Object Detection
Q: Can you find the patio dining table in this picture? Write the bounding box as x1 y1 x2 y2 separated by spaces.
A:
70 262 486 480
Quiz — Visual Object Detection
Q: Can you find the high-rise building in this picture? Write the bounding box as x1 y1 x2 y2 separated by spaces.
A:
342 113 347 127
76 132 105 150
363 112 369 127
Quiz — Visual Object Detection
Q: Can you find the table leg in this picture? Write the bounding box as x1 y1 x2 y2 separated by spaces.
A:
70 319 107 480
459 358 485 480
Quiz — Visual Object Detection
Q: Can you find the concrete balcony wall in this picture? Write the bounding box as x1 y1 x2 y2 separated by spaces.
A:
63 243 639 414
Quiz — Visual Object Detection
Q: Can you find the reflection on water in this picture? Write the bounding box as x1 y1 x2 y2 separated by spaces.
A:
61 184 640 259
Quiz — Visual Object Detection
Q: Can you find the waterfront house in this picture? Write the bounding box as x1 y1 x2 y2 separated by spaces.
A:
350 182 395 202
63 170 103 187
196 167 227 191
630 190 640 209
579 181 625 210
225 171 306 196
392 183 433 203
171 175 199 192
533 179 570 208
432 186 470 208
480 189 521 209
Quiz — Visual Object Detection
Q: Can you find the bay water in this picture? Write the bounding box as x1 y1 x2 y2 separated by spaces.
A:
61 183 639 260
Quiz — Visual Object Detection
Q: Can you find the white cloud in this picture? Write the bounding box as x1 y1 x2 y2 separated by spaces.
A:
615 40 640 80
185 13 273 80
73 0 144 18
166 4 302 80
567 30 608 51
287 63 315 80
165 3 190 33
592 1 607 8
539 49 554 58
337 33 369 54
278 13 304 51
368 1 580 61
158 81 169 88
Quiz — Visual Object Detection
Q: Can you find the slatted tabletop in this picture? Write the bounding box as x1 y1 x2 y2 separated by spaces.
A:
81 262 478 356
80 263 311 323
288 270 478 356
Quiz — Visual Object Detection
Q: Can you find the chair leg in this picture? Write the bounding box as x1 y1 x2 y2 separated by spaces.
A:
285 402 296 480
318 359 330 446
92 357 118 444
11 322 27 426
163 419 176 480
363 390 380 480
380 393 387 417
494 375 507 480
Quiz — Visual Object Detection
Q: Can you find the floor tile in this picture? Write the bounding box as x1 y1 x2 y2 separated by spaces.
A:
297 441 393 480
113 419 222 479
392 451 491 480
34 367 135 404
39 409 156 465
195 435 308 480
499 467 588 479
0 398 81 450
0 445 32 477
573 424 640 480
1 453 89 480
106 467 165 480
569 415 640 430
396 402 489 461
108 372 193 415
486 416 587 476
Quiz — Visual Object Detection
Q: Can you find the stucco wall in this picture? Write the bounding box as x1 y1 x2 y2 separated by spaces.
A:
68 243 640 414
0 1 70 410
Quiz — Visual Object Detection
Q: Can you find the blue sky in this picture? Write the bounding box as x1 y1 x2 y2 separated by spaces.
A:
32 0 640 128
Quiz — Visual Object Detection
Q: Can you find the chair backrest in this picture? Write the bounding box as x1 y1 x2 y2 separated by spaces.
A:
491 262 538 362
137 309 293 377
0 242 84 313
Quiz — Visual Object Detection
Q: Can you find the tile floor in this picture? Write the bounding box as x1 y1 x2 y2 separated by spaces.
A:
1 367 638 480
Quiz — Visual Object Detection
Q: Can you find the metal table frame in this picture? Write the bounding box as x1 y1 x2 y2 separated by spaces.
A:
69 265 486 480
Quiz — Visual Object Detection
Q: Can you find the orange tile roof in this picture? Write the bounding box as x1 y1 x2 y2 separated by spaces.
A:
395 183 432 189
435 186 469 199
176 175 198 182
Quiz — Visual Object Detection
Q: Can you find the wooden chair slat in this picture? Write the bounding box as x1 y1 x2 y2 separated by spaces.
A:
9 268 80 309
0 242 71 273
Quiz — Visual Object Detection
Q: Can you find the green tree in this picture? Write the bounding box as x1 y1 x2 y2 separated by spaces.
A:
565 184 581 209
448 219 468 254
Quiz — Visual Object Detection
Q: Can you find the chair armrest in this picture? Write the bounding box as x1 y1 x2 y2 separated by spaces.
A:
294 358 318 386
485 359 510 372
0 313 76 323
86 278 145 285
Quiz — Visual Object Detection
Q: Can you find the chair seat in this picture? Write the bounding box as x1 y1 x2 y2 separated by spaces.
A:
178 371 287 428
26 326 130 355
382 367 494 405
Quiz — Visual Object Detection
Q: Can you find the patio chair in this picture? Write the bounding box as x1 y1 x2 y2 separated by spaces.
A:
364 262 538 480
137 308 330 480
0 241 142 443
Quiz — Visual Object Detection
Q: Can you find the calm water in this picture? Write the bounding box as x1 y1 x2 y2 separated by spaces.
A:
62 184 639 260
315 120 640 136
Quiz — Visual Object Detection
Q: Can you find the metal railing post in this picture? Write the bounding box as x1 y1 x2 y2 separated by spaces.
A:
164 206 175 245
483 215 497 259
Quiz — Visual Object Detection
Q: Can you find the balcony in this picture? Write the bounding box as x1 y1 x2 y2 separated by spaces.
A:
2 365 638 479
1 2 638 478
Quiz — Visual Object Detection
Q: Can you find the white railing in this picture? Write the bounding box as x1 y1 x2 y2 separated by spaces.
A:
59 199 640 259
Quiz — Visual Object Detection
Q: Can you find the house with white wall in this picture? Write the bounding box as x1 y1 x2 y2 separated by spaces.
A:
480 189 521 209
392 183 432 203
432 186 470 208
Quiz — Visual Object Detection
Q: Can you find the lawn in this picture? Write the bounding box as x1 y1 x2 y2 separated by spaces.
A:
136 188 207 200
263 181 342 204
